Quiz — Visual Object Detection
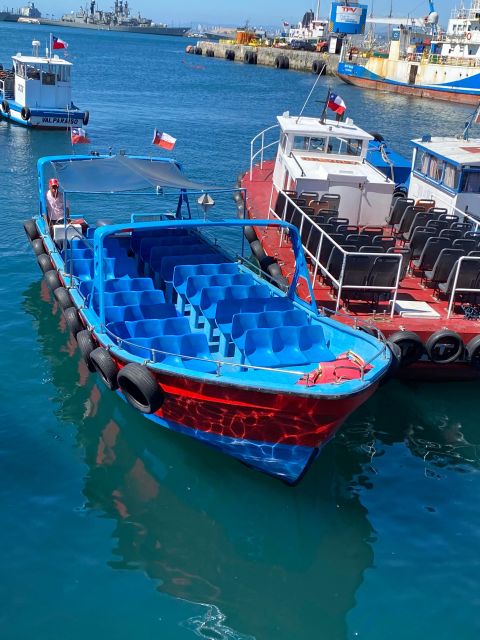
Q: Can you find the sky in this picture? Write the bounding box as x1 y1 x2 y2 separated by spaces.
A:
41 0 458 29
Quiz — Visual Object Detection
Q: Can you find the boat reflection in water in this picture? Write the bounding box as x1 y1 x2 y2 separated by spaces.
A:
23 279 480 639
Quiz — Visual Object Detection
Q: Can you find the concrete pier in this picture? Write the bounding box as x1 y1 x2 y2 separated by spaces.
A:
186 41 340 75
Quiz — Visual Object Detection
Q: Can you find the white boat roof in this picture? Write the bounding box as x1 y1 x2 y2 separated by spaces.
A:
413 136 480 167
277 114 374 140
12 53 72 66
284 152 390 184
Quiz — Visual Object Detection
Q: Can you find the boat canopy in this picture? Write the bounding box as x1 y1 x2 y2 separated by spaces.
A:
49 155 211 193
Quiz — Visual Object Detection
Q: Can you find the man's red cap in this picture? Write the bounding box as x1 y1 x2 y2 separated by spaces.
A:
49 178 59 188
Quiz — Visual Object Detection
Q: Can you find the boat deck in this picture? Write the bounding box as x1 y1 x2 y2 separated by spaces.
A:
242 161 480 346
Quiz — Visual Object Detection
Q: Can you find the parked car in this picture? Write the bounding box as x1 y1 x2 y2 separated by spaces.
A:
289 40 316 51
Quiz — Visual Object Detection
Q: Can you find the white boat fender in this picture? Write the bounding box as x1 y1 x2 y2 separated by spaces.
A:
387 330 425 367
63 306 84 338
21 106 31 121
23 219 39 241
37 253 53 273
76 330 96 372
90 347 118 390
425 330 464 364
82 111 89 126
466 335 480 368
44 269 62 292
117 363 165 414
53 287 72 311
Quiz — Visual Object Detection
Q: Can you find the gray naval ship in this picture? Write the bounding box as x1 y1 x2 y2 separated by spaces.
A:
39 0 190 36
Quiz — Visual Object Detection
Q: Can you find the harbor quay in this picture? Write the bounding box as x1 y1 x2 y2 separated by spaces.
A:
186 41 340 75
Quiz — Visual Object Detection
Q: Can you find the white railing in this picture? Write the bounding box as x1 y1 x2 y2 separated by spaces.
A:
447 255 480 318
270 189 403 316
249 124 279 180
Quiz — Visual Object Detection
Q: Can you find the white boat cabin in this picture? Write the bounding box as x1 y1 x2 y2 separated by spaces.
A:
10 45 73 110
272 114 394 227
409 136 480 218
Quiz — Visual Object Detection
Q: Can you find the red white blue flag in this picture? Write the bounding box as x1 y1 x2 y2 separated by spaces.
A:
71 127 90 144
52 35 68 50
327 92 346 116
152 129 176 151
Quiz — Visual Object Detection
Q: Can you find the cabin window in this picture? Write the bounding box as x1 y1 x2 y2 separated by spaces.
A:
293 136 311 150
327 136 363 156
427 156 444 181
42 72 56 86
26 65 40 80
414 150 430 174
460 170 480 193
443 164 460 190
280 133 287 152
15 62 26 78
292 136 326 151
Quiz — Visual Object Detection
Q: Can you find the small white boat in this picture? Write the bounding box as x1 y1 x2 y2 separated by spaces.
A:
0 39 88 129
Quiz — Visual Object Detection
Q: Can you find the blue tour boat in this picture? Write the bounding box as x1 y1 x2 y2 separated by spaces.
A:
23 153 392 484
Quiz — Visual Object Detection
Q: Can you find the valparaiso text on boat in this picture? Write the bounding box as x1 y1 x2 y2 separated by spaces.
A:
243 101 480 380
0 39 88 129
23 152 392 484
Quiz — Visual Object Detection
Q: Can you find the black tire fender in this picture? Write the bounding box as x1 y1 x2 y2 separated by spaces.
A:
53 286 72 310
275 55 282 68
425 330 464 364
381 341 402 384
77 330 96 372
21 106 31 121
1 99 10 114
195 46 202 55
244 225 257 243
37 253 53 273
64 306 84 337
259 255 277 272
82 110 89 125
44 269 62 292
24 219 39 241
31 238 45 256
250 239 267 261
370 132 384 142
387 330 425 366
117 363 165 414
281 56 289 69
312 60 322 74
466 335 480 368
267 261 282 278
244 51 251 63
90 347 118 390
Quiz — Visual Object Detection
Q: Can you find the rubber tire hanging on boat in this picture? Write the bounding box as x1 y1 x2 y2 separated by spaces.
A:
250 239 267 262
37 253 53 274
21 107 31 121
425 330 464 364
90 347 118 390
466 335 480 368
53 286 72 310
82 111 89 126
381 341 402 383
64 307 83 337
387 330 425 367
243 225 257 243
117 363 165 414
44 269 62 292
76 330 96 372
370 132 385 142
23 219 39 241
31 238 44 256
1 99 9 114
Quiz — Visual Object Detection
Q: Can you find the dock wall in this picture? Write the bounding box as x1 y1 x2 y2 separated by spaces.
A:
186 41 340 75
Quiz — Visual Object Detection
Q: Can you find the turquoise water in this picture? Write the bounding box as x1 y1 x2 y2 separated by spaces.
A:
1 22 479 640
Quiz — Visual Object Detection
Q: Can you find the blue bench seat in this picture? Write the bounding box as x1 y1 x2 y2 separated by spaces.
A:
173 263 240 312
184 273 254 326
145 334 217 374
159 253 227 301
104 302 177 323
107 317 191 341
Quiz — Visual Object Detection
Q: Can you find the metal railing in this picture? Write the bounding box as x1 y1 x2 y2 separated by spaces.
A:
271 189 403 316
249 124 279 180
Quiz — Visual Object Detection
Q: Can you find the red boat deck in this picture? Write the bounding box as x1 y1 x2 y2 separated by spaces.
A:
241 161 480 378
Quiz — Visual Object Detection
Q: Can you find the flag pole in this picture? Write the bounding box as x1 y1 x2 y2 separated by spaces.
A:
320 85 331 124
49 32 52 58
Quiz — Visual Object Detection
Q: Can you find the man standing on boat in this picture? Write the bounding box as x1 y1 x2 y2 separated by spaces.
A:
46 178 69 227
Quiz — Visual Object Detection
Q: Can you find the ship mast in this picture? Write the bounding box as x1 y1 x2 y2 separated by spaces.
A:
315 0 320 20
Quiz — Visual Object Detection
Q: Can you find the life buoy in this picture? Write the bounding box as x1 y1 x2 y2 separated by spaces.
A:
117 363 165 414
77 330 96 372
63 306 83 337
21 106 31 121
37 253 53 274
425 329 464 364
1 99 10 114
466 335 480 368
90 347 118 390
387 330 425 366
23 219 39 241
53 286 72 310
466 31 472 40
31 238 45 256
82 110 89 125
44 269 62 292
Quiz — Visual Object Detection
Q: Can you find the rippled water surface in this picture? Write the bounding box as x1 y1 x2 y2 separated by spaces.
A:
1 22 479 640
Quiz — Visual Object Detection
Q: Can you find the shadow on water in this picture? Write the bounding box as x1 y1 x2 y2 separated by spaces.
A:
22 279 480 639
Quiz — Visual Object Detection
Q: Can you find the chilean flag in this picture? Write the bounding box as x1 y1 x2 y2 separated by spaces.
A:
327 92 346 116
152 129 176 151
71 127 90 144
52 35 68 50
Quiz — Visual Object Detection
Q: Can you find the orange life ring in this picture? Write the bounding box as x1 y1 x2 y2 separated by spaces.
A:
466 31 472 40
